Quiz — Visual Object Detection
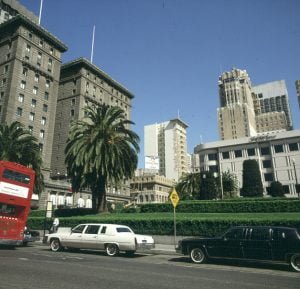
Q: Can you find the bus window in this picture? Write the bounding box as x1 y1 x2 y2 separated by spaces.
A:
0 203 16 215
2 169 30 184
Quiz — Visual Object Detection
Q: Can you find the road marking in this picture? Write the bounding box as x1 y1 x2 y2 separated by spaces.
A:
18 258 29 261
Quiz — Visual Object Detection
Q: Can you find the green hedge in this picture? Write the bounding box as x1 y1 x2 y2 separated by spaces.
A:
140 199 300 213
27 212 300 237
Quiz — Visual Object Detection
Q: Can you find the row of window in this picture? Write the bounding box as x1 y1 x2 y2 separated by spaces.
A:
25 31 56 56
85 71 129 102
18 92 48 106
24 44 53 72
220 143 298 159
201 143 299 163
16 107 47 126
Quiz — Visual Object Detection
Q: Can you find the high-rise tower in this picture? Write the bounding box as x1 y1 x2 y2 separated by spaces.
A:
0 15 67 174
217 68 257 140
144 118 188 181
51 58 134 178
252 80 292 130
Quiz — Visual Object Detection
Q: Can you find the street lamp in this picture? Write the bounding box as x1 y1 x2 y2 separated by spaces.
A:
292 159 299 198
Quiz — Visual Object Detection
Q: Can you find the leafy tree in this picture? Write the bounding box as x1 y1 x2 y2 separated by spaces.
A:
222 170 239 199
200 171 219 200
241 159 263 197
65 104 140 213
269 181 285 197
0 121 44 194
176 172 201 200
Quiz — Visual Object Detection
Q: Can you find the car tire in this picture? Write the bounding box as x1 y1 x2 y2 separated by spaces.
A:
190 247 207 264
50 238 62 252
106 244 119 256
290 254 300 272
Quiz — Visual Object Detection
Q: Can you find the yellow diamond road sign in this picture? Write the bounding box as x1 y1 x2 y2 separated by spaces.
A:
170 188 180 208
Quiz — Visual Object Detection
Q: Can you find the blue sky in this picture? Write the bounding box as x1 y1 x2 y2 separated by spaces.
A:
20 0 300 167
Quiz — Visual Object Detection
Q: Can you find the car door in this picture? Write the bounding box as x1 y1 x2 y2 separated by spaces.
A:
81 225 101 249
243 227 272 260
207 227 245 258
62 224 86 248
95 225 109 250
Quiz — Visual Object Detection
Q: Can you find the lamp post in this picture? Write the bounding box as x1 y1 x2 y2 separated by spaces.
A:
292 159 299 198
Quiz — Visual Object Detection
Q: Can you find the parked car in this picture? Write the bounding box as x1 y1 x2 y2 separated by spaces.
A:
44 223 155 256
176 226 300 272
22 227 40 246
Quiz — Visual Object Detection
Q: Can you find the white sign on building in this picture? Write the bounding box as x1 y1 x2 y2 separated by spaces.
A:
145 156 160 170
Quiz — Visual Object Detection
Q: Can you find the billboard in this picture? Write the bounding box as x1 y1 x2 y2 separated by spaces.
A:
145 156 159 170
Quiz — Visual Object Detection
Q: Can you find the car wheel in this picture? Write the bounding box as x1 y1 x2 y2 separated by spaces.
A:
190 247 207 264
50 238 62 252
290 254 300 272
106 244 119 256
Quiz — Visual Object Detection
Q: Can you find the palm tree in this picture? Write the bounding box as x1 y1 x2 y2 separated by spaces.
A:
0 121 44 194
65 104 140 212
176 172 201 200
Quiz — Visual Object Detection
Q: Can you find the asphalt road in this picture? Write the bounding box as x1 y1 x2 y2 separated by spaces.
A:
0 244 299 289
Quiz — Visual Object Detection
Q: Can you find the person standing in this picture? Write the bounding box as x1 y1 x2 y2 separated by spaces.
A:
52 217 59 233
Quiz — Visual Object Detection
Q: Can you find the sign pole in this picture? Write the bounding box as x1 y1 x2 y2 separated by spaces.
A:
173 206 176 248
169 188 180 249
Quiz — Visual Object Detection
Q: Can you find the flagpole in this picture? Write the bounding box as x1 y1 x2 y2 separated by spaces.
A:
90 25 95 63
39 0 43 25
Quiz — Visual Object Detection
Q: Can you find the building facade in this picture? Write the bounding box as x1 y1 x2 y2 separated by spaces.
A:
46 58 135 207
0 15 67 173
130 170 175 204
217 68 292 140
51 57 134 177
194 130 300 197
217 68 257 140
252 80 292 130
0 0 38 24
144 118 189 181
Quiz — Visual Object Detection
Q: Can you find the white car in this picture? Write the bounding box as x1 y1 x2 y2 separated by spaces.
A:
44 223 155 256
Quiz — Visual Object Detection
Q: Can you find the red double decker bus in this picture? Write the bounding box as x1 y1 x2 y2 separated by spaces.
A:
0 161 35 246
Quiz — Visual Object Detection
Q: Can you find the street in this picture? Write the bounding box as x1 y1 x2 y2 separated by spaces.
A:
0 244 299 289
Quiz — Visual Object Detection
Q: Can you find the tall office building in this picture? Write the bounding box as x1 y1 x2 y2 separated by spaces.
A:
295 80 300 109
252 80 292 130
144 118 188 181
0 14 67 174
51 57 134 178
217 68 293 140
217 68 257 140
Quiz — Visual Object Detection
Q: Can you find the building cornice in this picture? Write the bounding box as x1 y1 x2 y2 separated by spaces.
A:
194 129 300 152
61 57 134 99
0 14 68 52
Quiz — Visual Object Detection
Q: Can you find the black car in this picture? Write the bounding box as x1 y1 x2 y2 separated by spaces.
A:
176 226 300 272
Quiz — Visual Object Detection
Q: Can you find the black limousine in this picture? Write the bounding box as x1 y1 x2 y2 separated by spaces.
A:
176 226 300 271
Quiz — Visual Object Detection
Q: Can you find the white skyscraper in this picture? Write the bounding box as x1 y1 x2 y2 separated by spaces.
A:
144 118 189 181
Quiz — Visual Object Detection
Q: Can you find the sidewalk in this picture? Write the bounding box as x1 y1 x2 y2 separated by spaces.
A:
149 243 177 255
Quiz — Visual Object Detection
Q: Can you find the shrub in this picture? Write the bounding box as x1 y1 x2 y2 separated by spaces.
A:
140 199 300 213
